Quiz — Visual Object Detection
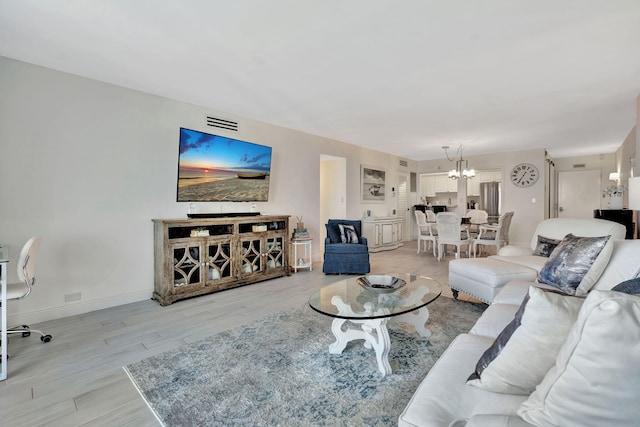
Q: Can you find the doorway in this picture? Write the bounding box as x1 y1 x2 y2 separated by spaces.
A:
557 170 601 218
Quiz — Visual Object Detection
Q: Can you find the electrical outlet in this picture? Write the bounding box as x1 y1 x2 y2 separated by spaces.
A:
64 292 81 303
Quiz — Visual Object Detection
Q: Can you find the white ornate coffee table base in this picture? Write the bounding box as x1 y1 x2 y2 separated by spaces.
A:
328 293 432 376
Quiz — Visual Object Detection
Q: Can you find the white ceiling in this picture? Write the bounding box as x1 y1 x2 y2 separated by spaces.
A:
1 1 639 160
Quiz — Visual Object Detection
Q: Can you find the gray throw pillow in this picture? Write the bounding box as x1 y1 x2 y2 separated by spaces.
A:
467 291 530 382
537 233 611 296
532 235 561 257
338 224 359 244
326 223 345 244
612 277 640 295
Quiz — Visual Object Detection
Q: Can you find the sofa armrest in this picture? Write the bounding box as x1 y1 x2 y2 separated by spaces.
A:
497 245 534 256
359 236 368 246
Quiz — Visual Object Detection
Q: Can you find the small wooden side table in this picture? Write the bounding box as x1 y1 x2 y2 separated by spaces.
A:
291 238 312 272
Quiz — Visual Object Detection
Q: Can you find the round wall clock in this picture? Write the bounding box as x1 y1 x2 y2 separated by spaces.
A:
510 163 539 188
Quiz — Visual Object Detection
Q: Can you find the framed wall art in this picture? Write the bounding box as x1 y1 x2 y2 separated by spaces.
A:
361 165 386 203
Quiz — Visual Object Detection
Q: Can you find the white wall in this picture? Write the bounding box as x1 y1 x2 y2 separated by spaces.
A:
2 56 635 324
0 57 410 324
320 156 347 250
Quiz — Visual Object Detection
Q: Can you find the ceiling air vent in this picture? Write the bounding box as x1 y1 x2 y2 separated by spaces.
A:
206 116 239 132
573 163 586 168
399 159 408 167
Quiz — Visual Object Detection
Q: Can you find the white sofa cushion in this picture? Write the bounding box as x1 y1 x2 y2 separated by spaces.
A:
537 234 613 296
592 239 640 291
489 255 547 273
398 334 527 427
467 287 584 395
524 218 626 252
461 414 534 426
491 280 558 306
469 303 519 338
497 218 626 256
518 291 640 427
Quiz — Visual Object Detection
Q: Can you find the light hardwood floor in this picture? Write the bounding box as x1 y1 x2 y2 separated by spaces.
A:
0 242 480 426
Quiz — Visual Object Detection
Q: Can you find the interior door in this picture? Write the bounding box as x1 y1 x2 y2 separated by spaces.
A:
557 170 601 218
397 172 409 241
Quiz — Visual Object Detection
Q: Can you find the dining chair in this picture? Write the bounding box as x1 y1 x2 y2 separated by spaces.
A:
465 209 488 235
435 212 472 261
415 210 438 257
473 211 514 257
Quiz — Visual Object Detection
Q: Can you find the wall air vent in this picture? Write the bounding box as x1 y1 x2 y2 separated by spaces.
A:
399 159 408 167
206 116 239 132
573 163 586 168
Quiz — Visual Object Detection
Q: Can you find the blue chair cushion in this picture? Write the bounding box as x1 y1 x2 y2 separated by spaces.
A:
324 240 369 254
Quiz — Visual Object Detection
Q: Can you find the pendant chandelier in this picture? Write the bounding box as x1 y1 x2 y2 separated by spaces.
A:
443 145 475 180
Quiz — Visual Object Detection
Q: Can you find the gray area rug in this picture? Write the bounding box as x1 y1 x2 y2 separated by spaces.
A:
125 297 485 427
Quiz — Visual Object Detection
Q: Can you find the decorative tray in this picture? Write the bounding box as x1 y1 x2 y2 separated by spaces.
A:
356 275 406 293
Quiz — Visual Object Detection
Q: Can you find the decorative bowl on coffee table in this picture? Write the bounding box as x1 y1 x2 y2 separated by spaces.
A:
356 275 406 293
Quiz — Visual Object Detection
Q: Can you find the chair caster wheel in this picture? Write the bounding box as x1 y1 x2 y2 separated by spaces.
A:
21 325 31 337
41 334 52 343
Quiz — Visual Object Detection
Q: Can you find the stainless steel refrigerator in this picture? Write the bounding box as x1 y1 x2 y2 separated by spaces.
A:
480 181 501 219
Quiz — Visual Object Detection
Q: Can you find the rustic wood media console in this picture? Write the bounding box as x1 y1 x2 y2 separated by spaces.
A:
153 215 290 305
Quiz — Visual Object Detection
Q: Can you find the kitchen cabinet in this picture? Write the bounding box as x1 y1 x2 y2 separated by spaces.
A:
420 174 437 197
435 174 457 193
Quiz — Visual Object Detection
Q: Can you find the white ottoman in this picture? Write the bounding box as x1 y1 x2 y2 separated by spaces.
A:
448 258 537 303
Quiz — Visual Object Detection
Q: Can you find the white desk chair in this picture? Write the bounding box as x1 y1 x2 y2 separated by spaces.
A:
425 210 437 223
3 237 52 343
473 212 514 257
415 210 438 257
436 212 472 261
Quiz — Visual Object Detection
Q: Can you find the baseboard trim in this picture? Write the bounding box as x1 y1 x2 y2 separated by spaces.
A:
8 290 153 326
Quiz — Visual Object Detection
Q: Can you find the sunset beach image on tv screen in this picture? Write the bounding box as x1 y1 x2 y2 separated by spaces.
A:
177 128 272 202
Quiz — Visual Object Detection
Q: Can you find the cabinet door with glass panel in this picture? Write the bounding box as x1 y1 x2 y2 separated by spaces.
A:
170 240 206 292
204 236 235 289
239 233 287 278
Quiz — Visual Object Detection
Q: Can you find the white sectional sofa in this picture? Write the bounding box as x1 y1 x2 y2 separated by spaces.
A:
399 237 640 427
448 218 627 303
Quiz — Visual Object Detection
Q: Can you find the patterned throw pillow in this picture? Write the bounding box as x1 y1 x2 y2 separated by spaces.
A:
538 233 612 296
338 224 359 244
532 235 561 257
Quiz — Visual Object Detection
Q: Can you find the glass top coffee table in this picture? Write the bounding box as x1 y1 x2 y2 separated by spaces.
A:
309 273 442 376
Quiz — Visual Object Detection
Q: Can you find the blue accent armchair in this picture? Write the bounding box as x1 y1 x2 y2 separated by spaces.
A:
323 219 370 274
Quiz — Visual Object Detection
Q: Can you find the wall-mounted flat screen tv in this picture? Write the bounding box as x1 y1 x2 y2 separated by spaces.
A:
177 128 272 202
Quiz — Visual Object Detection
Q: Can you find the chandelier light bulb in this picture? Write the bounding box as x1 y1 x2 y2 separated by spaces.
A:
444 145 475 180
